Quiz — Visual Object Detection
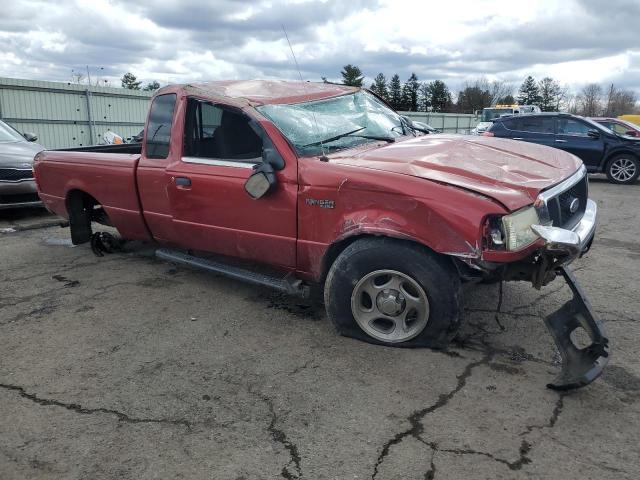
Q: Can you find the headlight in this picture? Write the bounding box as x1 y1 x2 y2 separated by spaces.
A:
501 206 540 251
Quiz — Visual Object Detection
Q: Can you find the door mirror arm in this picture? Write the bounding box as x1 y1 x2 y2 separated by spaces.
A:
261 146 284 170
587 129 600 139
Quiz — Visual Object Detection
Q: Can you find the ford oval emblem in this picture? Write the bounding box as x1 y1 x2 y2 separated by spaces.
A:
569 198 580 214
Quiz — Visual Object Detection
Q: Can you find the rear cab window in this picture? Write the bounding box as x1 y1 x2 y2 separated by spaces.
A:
145 94 177 159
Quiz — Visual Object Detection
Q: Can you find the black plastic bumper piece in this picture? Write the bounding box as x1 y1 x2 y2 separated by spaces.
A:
544 266 609 390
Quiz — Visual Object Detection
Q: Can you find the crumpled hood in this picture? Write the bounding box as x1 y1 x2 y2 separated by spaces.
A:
331 134 583 211
0 141 45 168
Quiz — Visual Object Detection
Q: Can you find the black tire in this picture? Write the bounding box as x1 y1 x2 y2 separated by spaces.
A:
605 154 639 185
324 237 461 349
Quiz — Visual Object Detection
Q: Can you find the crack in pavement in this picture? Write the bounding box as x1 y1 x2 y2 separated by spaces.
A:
423 439 533 472
245 385 302 480
520 393 566 437
510 286 562 314
423 449 436 480
371 352 492 479
412 393 568 478
371 312 567 480
0 383 192 430
219 374 303 480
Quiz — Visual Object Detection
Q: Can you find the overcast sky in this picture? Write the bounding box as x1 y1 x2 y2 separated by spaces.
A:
1 0 639 95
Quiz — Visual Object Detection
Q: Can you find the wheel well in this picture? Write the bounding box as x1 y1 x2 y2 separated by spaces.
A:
65 190 106 244
321 234 452 282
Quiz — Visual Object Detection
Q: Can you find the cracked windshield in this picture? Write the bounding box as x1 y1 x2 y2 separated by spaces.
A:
258 91 405 156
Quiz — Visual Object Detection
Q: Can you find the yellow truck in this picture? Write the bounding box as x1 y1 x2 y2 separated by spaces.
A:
619 115 640 127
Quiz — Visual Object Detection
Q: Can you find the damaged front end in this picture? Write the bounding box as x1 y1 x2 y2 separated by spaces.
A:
460 167 609 390
528 201 609 390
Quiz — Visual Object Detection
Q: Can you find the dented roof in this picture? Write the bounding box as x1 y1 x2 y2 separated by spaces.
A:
171 80 359 106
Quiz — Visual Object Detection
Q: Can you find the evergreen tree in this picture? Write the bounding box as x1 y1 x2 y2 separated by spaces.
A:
340 64 364 87
517 76 541 105
400 82 412 111
388 74 402 110
121 72 142 90
418 83 430 111
497 94 516 104
538 77 563 111
405 73 420 111
427 80 452 112
143 81 161 91
370 73 388 100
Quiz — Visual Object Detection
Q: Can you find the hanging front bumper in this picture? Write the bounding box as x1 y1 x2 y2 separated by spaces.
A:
529 200 608 390
543 266 609 390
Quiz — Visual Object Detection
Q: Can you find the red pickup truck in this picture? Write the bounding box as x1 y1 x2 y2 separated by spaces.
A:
34 80 608 389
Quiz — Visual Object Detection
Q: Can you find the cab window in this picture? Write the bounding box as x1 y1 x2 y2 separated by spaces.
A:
183 99 262 162
145 94 176 159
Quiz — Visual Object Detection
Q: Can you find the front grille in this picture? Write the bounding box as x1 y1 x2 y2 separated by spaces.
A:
546 174 588 230
0 168 34 182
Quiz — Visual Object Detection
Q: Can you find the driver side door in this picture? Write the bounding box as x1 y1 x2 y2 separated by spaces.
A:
555 117 604 169
165 98 298 268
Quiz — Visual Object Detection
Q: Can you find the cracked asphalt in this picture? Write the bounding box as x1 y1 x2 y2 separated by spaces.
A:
1 176 639 479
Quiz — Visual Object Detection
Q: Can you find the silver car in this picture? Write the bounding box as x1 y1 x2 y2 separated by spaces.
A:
0 120 45 209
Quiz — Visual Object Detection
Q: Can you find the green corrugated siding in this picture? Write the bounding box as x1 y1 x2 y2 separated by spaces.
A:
401 112 478 133
0 77 153 149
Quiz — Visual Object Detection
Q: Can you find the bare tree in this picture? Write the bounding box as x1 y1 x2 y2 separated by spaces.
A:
576 84 603 116
71 71 85 84
603 84 638 117
489 80 513 106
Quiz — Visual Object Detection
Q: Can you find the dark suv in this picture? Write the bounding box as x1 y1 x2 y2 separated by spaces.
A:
486 113 640 184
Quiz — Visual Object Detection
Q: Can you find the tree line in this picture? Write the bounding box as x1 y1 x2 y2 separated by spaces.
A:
336 65 639 117
121 72 160 91
117 66 639 117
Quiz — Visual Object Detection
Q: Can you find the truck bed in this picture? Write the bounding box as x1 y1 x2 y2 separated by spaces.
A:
34 149 152 242
55 143 142 154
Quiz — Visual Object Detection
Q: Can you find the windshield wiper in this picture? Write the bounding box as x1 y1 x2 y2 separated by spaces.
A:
348 134 395 143
302 127 395 147
302 127 366 148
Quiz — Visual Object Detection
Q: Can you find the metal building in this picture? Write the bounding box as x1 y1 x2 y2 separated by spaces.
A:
0 77 153 149
402 111 477 134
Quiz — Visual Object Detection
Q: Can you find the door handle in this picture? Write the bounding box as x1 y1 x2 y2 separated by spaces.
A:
174 176 192 187
555 139 567 143
513 137 524 140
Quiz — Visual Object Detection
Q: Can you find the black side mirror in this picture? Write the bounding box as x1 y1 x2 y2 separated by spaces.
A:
244 160 277 200
23 132 38 142
587 129 600 139
261 146 284 170
625 130 637 137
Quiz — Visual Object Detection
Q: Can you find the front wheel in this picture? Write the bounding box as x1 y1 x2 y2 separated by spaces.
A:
606 155 639 184
324 238 461 348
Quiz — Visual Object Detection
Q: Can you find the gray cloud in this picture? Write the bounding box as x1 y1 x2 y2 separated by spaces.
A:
0 0 638 98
